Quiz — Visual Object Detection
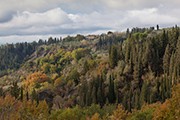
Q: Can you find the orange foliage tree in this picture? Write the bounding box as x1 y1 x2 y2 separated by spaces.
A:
153 83 180 119
0 94 49 120
24 72 50 90
110 104 130 120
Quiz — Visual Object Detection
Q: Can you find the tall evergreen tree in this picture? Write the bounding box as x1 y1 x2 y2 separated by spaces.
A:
26 91 29 101
133 48 142 90
163 44 171 74
31 88 39 104
107 74 116 103
157 24 159 30
0 87 3 97
134 90 140 110
92 86 97 104
82 60 89 75
79 79 88 107
128 89 132 112
169 52 175 86
109 45 118 68
10 81 20 99
123 92 128 110
20 86 23 101
125 35 131 64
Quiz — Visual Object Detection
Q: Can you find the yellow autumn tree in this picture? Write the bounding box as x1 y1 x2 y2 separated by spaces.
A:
54 78 63 87
153 83 180 119
0 94 21 119
0 94 50 120
110 104 130 120
90 113 102 120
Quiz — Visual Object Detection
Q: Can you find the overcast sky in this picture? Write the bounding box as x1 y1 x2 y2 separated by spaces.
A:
0 0 180 44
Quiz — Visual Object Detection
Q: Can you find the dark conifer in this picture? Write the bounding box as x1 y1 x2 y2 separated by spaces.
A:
123 92 128 110
0 87 3 97
26 91 29 101
20 86 23 101
134 90 140 110
107 74 115 103
163 44 171 74
10 81 20 99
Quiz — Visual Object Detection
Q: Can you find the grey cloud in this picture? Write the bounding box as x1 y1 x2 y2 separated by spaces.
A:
0 8 72 36
0 0 60 23
0 0 180 44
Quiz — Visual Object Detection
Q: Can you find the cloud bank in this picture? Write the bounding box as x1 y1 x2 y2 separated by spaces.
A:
0 0 180 43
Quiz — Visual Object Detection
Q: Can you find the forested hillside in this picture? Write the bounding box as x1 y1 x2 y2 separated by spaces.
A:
0 25 180 119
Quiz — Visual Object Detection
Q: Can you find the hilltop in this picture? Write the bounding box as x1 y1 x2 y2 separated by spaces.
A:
0 25 180 119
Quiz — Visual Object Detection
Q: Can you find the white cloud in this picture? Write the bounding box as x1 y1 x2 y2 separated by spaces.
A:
0 0 180 43
0 8 72 35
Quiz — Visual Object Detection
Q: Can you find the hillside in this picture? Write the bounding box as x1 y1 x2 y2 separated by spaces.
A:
0 25 180 119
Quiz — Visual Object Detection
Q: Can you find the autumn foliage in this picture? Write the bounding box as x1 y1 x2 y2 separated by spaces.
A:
54 78 63 87
24 72 50 90
110 104 130 120
0 94 49 120
153 83 180 119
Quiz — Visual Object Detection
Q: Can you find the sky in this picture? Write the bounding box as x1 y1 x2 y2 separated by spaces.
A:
0 0 180 44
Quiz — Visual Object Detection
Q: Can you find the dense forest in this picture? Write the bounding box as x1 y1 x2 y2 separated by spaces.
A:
0 25 180 119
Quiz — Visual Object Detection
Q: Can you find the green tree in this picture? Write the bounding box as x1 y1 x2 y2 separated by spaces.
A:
109 45 118 68
31 89 39 104
79 79 88 107
157 24 159 30
10 81 20 99
20 86 23 101
123 92 128 110
163 44 171 74
107 75 116 103
82 60 89 75
26 91 29 101
134 90 140 110
68 69 80 85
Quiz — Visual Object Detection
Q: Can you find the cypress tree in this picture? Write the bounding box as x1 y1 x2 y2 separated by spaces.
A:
20 86 23 101
161 77 165 102
82 60 89 75
79 79 87 107
142 42 151 69
92 86 97 104
126 28 130 37
107 74 115 103
109 45 118 68
157 24 159 30
10 81 20 99
139 81 150 107
169 52 175 86
134 90 140 110
125 34 131 63
86 89 91 106
36 93 39 105
163 44 171 74
114 79 119 104
117 41 124 61
26 91 29 101
128 89 132 112
173 60 178 85
0 87 3 97
123 92 128 110
99 37 103 49
140 83 145 107
31 89 37 103
129 52 133 74
97 75 105 106
133 55 142 89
